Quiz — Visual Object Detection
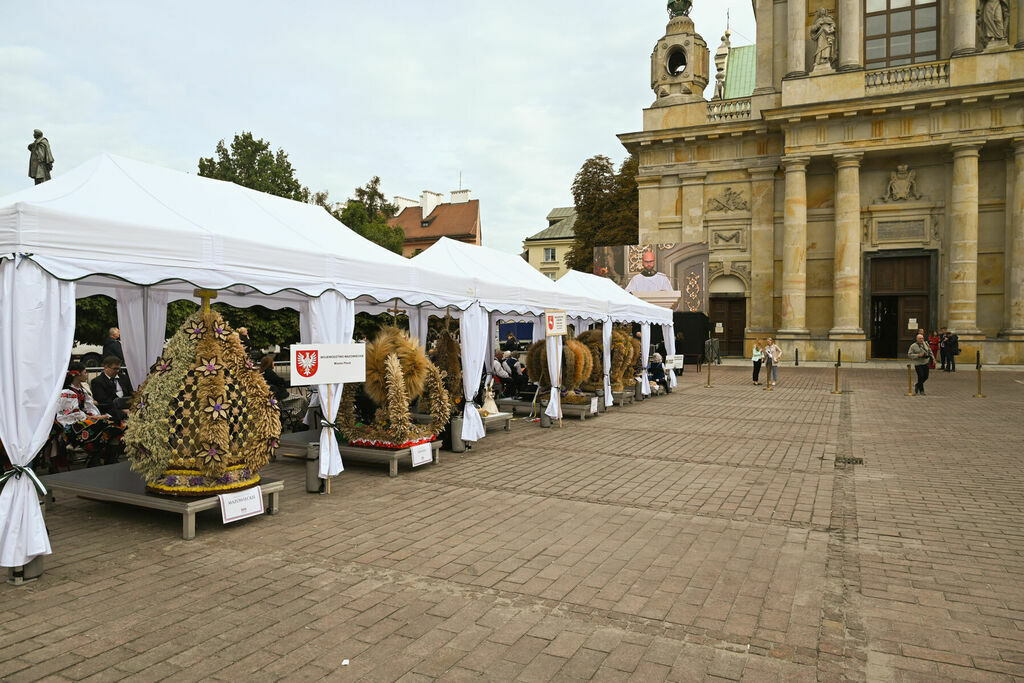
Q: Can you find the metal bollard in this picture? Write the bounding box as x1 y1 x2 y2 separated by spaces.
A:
832 349 842 395
974 350 985 398
704 353 712 388
906 364 914 396
764 360 773 392
795 348 799 367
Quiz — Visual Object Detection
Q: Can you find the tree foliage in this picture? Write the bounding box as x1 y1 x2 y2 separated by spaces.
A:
198 132 312 202
564 154 639 272
74 296 117 345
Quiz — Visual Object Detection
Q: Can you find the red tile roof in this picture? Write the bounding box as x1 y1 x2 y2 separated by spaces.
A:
389 200 481 253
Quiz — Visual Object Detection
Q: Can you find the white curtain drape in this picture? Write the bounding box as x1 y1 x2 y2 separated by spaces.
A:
484 311 498 382
115 287 169 385
542 314 563 420
662 323 678 388
602 319 613 405
0 259 75 567
459 303 487 442
409 307 430 347
305 292 355 479
641 323 652 396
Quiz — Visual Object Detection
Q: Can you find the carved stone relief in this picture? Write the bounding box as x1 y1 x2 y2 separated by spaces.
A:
881 164 923 202
707 186 749 212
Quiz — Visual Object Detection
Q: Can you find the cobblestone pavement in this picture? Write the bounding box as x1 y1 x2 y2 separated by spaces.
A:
2 365 1022 681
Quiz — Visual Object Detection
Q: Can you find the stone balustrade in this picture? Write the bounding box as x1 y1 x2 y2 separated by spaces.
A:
707 98 751 123
864 60 949 94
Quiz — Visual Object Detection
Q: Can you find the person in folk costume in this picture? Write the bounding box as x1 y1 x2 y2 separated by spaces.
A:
56 362 125 467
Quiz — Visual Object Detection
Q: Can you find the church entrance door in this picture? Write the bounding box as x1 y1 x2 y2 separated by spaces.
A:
709 296 746 356
869 254 932 358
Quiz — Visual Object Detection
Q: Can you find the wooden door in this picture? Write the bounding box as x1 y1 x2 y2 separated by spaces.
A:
898 296 929 354
709 297 746 356
869 254 932 358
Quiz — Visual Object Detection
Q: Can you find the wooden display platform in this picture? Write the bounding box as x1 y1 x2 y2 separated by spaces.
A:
41 462 282 540
449 412 512 453
541 401 594 421
339 440 442 478
612 390 634 407
496 398 552 427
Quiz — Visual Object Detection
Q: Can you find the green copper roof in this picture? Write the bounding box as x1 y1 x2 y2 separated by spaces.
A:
526 211 577 241
546 206 575 222
722 44 756 99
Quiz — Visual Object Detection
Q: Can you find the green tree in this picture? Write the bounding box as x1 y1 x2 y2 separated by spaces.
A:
198 132 312 202
332 177 404 254
564 154 639 272
74 296 117 344
165 300 299 355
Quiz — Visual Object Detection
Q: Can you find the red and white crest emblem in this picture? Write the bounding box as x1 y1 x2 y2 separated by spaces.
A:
547 316 554 331
295 350 319 378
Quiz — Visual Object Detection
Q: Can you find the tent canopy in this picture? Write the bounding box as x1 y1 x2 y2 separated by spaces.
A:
0 154 474 309
556 270 673 325
412 237 603 318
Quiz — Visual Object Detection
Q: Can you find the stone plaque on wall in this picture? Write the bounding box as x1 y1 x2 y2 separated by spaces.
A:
877 219 926 242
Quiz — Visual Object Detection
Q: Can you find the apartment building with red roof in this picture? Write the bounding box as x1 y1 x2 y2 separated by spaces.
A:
388 189 481 258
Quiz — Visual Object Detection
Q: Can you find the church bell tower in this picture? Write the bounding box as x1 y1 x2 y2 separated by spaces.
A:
650 3 710 107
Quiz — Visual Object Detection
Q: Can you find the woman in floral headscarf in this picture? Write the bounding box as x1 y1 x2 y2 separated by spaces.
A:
55 362 125 467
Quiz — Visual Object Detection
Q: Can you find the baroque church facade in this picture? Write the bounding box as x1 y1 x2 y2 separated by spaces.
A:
619 0 1024 363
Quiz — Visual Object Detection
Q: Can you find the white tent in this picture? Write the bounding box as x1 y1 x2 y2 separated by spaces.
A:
0 154 482 569
555 270 677 400
412 239 613 433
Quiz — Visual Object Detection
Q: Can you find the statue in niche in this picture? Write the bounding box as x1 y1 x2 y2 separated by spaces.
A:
883 164 922 202
978 0 1009 47
810 8 837 67
667 0 692 18
707 187 749 212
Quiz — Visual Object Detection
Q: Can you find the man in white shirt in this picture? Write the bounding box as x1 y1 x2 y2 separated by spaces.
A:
625 250 673 293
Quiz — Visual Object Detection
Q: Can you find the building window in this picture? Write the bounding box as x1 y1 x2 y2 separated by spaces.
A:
544 271 557 280
543 247 557 262
865 0 938 68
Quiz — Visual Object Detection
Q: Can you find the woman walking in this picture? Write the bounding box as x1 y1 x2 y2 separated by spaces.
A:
765 338 782 386
751 339 764 385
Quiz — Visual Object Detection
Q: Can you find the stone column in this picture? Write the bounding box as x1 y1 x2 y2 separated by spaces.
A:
749 167 778 332
952 0 978 56
780 156 810 335
949 143 983 336
786 0 807 77
830 154 864 336
837 0 863 70
1017 2 1024 49
1006 140 1024 337
753 0 775 94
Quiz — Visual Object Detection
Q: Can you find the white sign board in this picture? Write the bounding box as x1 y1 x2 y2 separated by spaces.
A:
590 396 599 414
219 486 264 523
715 322 724 333
290 343 366 386
544 310 567 337
410 442 433 467
907 317 917 330
664 354 684 369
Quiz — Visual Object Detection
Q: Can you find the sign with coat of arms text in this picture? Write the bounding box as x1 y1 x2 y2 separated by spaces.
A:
545 310 567 337
290 343 366 386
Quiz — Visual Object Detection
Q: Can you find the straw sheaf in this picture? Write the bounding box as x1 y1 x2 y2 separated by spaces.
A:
526 340 549 387
364 327 429 405
563 338 590 391
219 325 280 471
609 328 632 392
432 330 462 399
194 316 229 480
625 336 642 387
576 329 605 392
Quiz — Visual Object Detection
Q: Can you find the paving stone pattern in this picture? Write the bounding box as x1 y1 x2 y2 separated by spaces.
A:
1 365 1022 681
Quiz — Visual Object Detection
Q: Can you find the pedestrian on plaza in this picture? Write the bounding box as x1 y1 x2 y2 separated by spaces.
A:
928 330 940 370
943 331 959 372
764 337 782 386
102 327 124 363
751 338 764 385
908 333 935 395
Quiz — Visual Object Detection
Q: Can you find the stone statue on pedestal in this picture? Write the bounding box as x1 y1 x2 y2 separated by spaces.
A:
810 8 837 68
979 0 1009 48
27 129 54 185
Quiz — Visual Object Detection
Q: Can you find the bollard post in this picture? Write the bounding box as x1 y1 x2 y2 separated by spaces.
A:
704 353 712 388
764 359 773 392
974 350 985 398
795 348 799 367
906 364 915 396
832 349 842 394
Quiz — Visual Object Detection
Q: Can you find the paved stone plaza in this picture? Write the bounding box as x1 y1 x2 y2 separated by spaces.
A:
1 365 1022 681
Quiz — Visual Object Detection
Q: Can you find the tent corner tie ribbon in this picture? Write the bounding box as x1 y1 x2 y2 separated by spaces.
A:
0 465 48 497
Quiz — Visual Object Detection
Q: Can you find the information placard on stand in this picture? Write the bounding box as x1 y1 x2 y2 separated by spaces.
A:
590 397 599 414
410 442 433 467
219 486 265 523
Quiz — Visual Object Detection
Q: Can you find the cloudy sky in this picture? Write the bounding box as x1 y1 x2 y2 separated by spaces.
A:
1 1 755 256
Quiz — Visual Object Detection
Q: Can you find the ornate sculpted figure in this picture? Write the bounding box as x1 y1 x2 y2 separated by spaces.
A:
979 0 1009 46
884 164 921 202
27 129 54 185
667 0 692 18
810 8 837 66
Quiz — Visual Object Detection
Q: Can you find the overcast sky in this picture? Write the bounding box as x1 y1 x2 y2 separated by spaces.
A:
0 1 755 256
